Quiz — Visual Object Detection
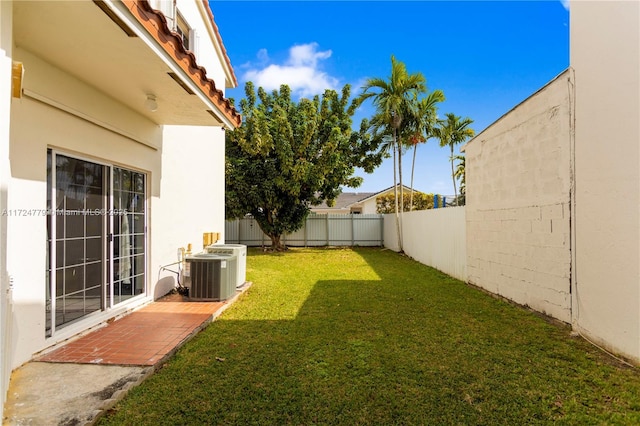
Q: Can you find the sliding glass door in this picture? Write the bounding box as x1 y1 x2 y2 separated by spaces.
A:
46 151 146 336
112 168 146 304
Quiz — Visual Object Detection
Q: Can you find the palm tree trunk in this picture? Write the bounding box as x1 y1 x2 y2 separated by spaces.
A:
450 144 457 203
409 144 417 211
392 129 402 252
397 138 404 249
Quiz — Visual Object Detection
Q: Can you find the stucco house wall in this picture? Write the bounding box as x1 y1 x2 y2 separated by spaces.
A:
152 124 226 298
0 0 12 415
8 57 160 366
1 1 240 417
570 0 640 362
463 70 572 322
360 197 378 215
171 0 232 93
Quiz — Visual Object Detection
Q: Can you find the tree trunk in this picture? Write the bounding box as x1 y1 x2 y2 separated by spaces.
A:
397 136 404 249
268 234 286 251
409 144 417 211
392 129 402 252
450 144 457 204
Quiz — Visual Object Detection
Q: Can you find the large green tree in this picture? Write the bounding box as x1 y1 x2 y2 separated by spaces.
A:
354 56 427 252
434 113 475 203
225 82 384 250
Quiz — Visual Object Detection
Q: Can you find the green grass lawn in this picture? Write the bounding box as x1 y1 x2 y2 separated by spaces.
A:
100 247 640 425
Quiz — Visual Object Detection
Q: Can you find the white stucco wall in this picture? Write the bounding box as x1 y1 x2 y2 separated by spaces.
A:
571 0 640 362
464 71 572 323
383 214 400 252
361 198 378 215
175 0 227 93
7 47 227 369
152 124 226 297
401 207 467 281
0 0 13 417
8 53 161 368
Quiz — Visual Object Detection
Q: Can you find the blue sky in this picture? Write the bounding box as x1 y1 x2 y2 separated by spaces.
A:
211 1 569 195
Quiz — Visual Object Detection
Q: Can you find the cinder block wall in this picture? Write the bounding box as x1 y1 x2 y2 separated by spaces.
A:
464 70 572 322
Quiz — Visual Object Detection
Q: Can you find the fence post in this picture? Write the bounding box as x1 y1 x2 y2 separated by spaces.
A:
351 214 355 246
326 214 330 245
380 215 384 246
260 217 265 247
304 216 308 247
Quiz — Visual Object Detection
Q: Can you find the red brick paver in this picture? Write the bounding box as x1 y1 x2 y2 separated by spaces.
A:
37 293 226 366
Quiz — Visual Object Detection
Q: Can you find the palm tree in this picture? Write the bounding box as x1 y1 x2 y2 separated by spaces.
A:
434 113 475 202
354 56 426 251
453 154 465 205
402 90 445 210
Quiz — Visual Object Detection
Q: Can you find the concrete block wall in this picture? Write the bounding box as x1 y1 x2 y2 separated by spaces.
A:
464 70 572 323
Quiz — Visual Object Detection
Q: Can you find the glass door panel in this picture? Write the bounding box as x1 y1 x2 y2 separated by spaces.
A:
46 152 107 335
46 151 147 336
112 167 146 304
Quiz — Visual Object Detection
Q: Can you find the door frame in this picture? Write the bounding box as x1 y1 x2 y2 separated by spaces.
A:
47 149 148 337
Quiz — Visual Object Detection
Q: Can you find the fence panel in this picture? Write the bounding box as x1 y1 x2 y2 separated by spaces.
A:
328 214 353 246
225 214 384 247
384 207 467 281
304 215 329 246
353 214 386 246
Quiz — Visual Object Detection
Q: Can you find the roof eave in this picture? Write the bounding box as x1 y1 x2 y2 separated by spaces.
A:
118 0 241 128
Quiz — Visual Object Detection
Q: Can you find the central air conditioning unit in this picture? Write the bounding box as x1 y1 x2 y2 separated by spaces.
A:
185 253 237 301
205 244 247 288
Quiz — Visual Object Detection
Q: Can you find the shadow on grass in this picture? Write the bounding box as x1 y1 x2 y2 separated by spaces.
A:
100 248 640 425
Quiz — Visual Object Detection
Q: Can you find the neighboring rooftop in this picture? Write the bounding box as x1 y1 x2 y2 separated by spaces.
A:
314 192 377 210
314 185 419 211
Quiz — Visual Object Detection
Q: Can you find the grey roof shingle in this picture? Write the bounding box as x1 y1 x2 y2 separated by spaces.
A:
313 185 417 210
314 192 377 209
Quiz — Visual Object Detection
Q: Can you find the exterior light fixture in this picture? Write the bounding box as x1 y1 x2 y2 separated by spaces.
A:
144 94 158 112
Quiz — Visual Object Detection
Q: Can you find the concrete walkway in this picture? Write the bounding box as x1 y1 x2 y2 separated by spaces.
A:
3 283 251 426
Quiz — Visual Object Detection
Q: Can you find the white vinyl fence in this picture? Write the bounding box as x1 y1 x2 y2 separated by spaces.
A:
226 209 467 282
225 214 384 247
384 207 467 281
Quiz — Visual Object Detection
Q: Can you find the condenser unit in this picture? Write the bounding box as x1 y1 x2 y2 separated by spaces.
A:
185 253 237 301
205 244 247 288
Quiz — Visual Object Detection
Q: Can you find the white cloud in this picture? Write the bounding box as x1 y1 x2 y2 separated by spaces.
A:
287 43 332 67
242 43 339 98
256 48 270 64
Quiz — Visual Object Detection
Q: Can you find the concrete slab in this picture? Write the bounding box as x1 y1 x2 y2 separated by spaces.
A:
2 283 252 425
3 362 151 425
